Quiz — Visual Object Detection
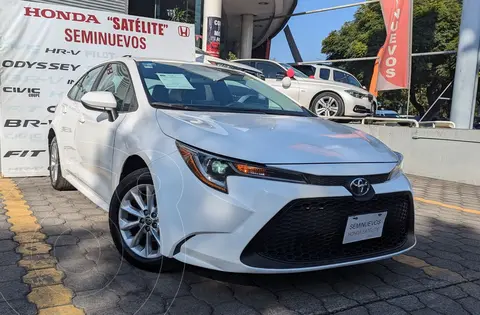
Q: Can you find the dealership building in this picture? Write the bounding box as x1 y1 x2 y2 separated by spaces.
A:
31 0 297 59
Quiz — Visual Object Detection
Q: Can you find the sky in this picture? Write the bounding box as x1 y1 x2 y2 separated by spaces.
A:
270 0 365 62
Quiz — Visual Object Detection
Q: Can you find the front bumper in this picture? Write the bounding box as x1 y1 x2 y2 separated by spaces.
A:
342 93 374 117
152 152 415 274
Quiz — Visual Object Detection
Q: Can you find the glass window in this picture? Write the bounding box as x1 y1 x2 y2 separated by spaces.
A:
279 63 308 78
234 60 255 68
255 61 284 79
319 68 330 80
68 66 103 101
95 63 134 112
137 61 312 117
293 65 315 77
333 70 362 88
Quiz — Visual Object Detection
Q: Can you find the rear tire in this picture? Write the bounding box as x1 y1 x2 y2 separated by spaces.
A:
310 92 345 117
109 168 181 272
49 137 75 191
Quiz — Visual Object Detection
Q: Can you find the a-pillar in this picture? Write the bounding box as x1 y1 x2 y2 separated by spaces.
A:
240 14 254 59
202 0 222 56
450 0 480 129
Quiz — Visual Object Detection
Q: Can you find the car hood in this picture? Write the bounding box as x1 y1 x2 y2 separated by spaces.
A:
156 110 398 164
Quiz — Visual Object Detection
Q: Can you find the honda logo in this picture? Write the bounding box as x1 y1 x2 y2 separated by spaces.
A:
178 26 190 37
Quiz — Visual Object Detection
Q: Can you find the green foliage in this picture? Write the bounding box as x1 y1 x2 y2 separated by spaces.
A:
170 7 194 24
321 0 463 116
227 51 238 61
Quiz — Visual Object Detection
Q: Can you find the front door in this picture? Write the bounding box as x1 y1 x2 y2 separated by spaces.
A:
59 65 105 178
74 62 135 202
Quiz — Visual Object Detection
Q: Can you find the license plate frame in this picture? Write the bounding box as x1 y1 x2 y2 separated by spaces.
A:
342 212 388 244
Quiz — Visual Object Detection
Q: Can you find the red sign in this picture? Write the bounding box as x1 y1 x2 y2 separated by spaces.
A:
374 0 413 92
178 26 190 38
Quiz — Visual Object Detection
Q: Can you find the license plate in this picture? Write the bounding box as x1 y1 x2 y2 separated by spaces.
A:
342 212 387 244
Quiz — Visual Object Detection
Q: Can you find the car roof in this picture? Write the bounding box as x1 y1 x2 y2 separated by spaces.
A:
117 56 199 65
291 63 348 72
103 56 262 78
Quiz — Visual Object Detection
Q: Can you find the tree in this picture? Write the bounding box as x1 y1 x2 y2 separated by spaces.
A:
321 0 462 116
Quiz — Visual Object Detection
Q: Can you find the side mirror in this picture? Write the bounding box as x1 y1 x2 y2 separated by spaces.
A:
282 76 292 89
81 91 118 122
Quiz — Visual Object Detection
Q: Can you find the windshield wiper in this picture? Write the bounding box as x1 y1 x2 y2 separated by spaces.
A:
151 103 204 111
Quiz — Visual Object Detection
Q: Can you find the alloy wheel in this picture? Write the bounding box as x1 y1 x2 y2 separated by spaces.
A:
119 184 162 259
315 96 339 117
50 142 58 183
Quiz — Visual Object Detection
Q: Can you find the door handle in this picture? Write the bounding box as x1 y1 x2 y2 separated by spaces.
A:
79 115 85 124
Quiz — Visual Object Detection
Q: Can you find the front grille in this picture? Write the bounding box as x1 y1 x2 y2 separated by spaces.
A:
241 192 414 268
305 173 390 186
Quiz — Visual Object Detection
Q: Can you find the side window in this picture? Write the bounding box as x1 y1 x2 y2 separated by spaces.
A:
95 63 135 112
295 65 315 77
319 68 330 80
68 66 103 101
235 60 254 67
333 70 349 84
255 62 284 79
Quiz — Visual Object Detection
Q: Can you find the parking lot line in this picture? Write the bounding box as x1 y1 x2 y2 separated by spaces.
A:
0 178 85 315
414 197 480 215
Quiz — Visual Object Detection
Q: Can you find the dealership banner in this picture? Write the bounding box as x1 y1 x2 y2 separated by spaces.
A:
0 0 194 177
373 0 413 92
206 17 221 57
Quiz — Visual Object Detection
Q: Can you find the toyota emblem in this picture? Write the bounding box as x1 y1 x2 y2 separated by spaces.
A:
349 178 370 197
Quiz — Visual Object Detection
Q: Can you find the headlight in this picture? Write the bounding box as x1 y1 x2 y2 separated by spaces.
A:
177 142 306 193
345 90 367 99
388 151 404 180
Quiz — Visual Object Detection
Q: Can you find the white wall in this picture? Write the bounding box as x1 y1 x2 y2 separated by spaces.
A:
353 125 480 186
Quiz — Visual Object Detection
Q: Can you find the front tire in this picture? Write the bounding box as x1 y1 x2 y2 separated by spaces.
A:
109 168 181 272
310 92 345 117
49 137 75 191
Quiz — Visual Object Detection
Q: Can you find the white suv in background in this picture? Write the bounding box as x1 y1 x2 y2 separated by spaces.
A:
292 64 364 87
233 59 374 117
292 63 378 111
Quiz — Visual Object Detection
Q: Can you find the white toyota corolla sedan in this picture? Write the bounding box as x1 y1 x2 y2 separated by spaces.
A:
48 57 415 273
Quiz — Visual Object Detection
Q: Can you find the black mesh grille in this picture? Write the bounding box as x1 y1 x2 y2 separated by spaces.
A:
305 173 390 186
241 192 413 268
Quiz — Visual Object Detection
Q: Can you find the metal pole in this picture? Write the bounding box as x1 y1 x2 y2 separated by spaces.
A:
255 0 380 22
450 0 480 129
284 25 303 63
299 51 457 65
406 89 411 116
406 0 414 117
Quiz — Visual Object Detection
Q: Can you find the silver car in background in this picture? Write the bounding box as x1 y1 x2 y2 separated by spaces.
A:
233 59 374 117
195 48 265 80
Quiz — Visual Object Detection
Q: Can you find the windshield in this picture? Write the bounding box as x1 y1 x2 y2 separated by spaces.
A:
137 61 312 116
279 63 309 78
